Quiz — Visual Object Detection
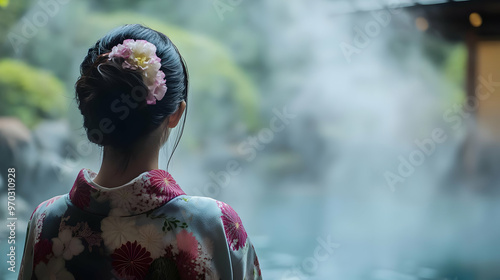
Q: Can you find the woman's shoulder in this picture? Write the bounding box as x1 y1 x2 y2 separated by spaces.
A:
168 195 241 215
163 195 213 215
29 194 67 220
159 195 246 228
162 195 251 253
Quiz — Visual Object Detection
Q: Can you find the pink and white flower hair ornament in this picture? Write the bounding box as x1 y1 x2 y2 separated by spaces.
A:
108 39 167 105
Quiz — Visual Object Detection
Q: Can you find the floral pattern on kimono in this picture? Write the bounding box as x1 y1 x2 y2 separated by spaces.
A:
19 168 262 280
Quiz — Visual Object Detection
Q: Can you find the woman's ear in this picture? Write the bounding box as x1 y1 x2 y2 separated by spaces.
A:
167 101 186 128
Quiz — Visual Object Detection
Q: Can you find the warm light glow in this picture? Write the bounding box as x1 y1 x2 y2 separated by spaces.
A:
415 17 429 31
469 12 483 27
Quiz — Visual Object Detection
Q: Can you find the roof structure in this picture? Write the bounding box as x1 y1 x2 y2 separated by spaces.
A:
330 0 485 15
331 0 500 39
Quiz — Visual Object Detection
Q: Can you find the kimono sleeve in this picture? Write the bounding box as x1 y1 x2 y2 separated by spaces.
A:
18 203 43 279
215 200 262 279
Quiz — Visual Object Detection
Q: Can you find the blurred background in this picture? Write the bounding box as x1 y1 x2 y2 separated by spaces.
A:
1 0 500 279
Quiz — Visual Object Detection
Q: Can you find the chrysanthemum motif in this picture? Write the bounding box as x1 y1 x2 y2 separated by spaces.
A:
108 39 167 105
175 250 200 279
147 170 182 197
159 230 213 279
137 224 165 259
109 187 136 213
72 169 186 216
112 241 153 279
101 216 138 250
108 207 129 217
176 230 199 259
217 201 248 251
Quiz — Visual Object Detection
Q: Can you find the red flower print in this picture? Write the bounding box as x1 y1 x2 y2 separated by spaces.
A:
162 246 199 280
217 201 248 251
30 203 43 220
34 212 47 243
176 230 199 259
31 194 61 220
175 250 199 280
112 241 153 279
33 238 52 266
69 171 92 209
147 170 185 200
162 242 210 280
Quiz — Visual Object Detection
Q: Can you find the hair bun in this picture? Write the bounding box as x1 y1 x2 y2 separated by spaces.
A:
75 24 188 153
76 53 151 147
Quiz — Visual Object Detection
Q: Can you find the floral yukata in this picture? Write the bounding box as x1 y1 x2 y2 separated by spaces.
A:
19 169 262 280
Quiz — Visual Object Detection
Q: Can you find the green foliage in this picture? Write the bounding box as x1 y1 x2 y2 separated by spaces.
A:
444 44 467 86
443 44 467 105
0 59 67 127
162 217 188 232
146 212 188 231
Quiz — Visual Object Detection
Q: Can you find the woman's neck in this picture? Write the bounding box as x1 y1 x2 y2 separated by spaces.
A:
93 145 160 188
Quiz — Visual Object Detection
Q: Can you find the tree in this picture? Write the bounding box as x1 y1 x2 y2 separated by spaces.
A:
0 59 67 127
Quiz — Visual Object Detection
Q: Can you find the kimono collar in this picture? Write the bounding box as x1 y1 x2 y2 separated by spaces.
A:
69 168 185 216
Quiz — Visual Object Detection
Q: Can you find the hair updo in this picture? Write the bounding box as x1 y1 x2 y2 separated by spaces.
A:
75 24 188 152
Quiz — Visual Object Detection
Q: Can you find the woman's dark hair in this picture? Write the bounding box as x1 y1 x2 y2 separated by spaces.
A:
75 24 188 168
